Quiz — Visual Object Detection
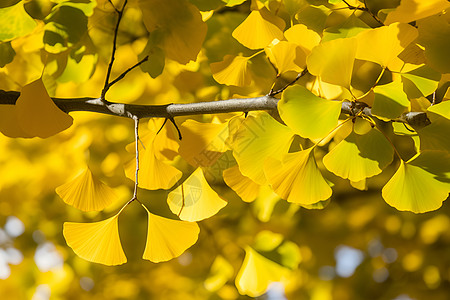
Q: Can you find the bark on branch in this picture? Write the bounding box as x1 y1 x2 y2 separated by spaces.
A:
0 90 430 128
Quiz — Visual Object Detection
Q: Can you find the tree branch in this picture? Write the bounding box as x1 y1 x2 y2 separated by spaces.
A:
0 90 430 128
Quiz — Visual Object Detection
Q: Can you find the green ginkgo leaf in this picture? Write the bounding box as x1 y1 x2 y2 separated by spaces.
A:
265 147 332 205
418 117 450 153
323 127 394 182
0 2 36 42
279 85 342 139
427 100 450 120
401 65 440 99
372 79 410 119
382 151 450 213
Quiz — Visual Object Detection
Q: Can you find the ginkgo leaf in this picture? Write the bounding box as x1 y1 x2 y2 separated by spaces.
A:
418 117 450 153
210 55 252 86
138 0 207 64
0 1 37 41
401 65 440 99
0 41 15 67
167 168 227 222
252 186 281 222
232 8 285 50
230 112 294 185
223 165 260 203
56 168 116 212
142 208 199 263
382 151 450 213
323 128 394 182
322 14 370 43
63 213 127 266
427 100 450 120
15 78 73 138
178 119 228 167
265 147 332 205
278 85 342 139
355 23 418 68
284 24 321 54
235 246 289 297
307 37 357 88
265 41 306 75
0 105 33 138
372 79 410 119
385 0 450 25
204 255 234 292
417 15 450 74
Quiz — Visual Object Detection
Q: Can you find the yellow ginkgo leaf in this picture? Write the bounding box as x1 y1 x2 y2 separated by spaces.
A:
284 24 321 54
265 41 306 75
385 0 450 25
142 208 200 263
178 119 228 167
372 79 410 119
278 85 342 140
15 78 73 138
232 8 285 50
382 151 450 213
252 186 281 222
56 168 116 212
223 165 260 203
230 112 294 185
204 255 234 292
167 168 227 221
323 128 394 182
63 213 127 266
210 55 252 86
265 147 332 205
355 23 418 68
306 37 357 88
235 246 289 297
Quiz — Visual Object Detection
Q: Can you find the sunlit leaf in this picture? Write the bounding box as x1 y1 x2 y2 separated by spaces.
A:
323 128 394 182
0 2 36 41
142 208 199 263
265 147 332 205
401 65 441 98
417 15 450 74
279 85 342 139
167 168 227 222
252 186 281 222
385 0 450 25
139 0 207 64
372 79 410 119
307 37 357 88
235 246 289 297
427 100 450 120
56 168 116 212
178 119 228 167
211 55 252 86
15 78 73 138
322 14 370 43
382 151 450 213
355 23 418 68
295 5 332 33
232 8 285 50
284 24 321 54
204 255 234 292
223 165 260 203
265 41 306 75
63 213 127 266
230 112 294 185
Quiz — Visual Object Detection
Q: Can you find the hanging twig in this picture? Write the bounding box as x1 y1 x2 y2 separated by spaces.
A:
131 115 140 201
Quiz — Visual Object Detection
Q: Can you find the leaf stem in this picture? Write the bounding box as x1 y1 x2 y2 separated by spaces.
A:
355 67 386 101
269 68 309 96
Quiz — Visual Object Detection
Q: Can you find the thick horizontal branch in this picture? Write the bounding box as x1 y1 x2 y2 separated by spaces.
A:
0 90 430 128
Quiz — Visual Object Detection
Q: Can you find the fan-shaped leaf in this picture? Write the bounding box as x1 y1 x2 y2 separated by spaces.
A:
211 55 252 86
223 165 260 203
265 41 306 75
63 213 127 266
204 256 234 292
284 24 321 54
167 168 227 222
372 79 410 119
385 0 450 25
0 2 36 41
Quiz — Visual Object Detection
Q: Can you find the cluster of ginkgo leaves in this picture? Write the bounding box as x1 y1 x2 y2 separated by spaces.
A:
1 0 450 297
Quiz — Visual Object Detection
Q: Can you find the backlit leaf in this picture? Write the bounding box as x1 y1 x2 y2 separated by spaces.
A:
232 8 285 50
265 41 306 75
401 65 441 98
211 55 252 86
167 168 227 222
230 112 294 185
284 24 321 54
418 117 450 153
56 168 116 212
382 152 450 213
372 79 410 119
235 246 289 297
427 100 450 120
355 23 418 68
265 147 332 205
204 256 234 292
0 2 36 41
323 128 394 182
307 37 357 88
223 165 260 203
279 85 342 139
63 213 127 266
385 0 450 25
16 78 73 138
322 14 370 43
142 208 199 263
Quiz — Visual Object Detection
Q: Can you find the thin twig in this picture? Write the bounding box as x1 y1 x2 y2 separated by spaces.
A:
269 68 309 96
132 115 139 201
106 56 149 91
101 0 128 101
